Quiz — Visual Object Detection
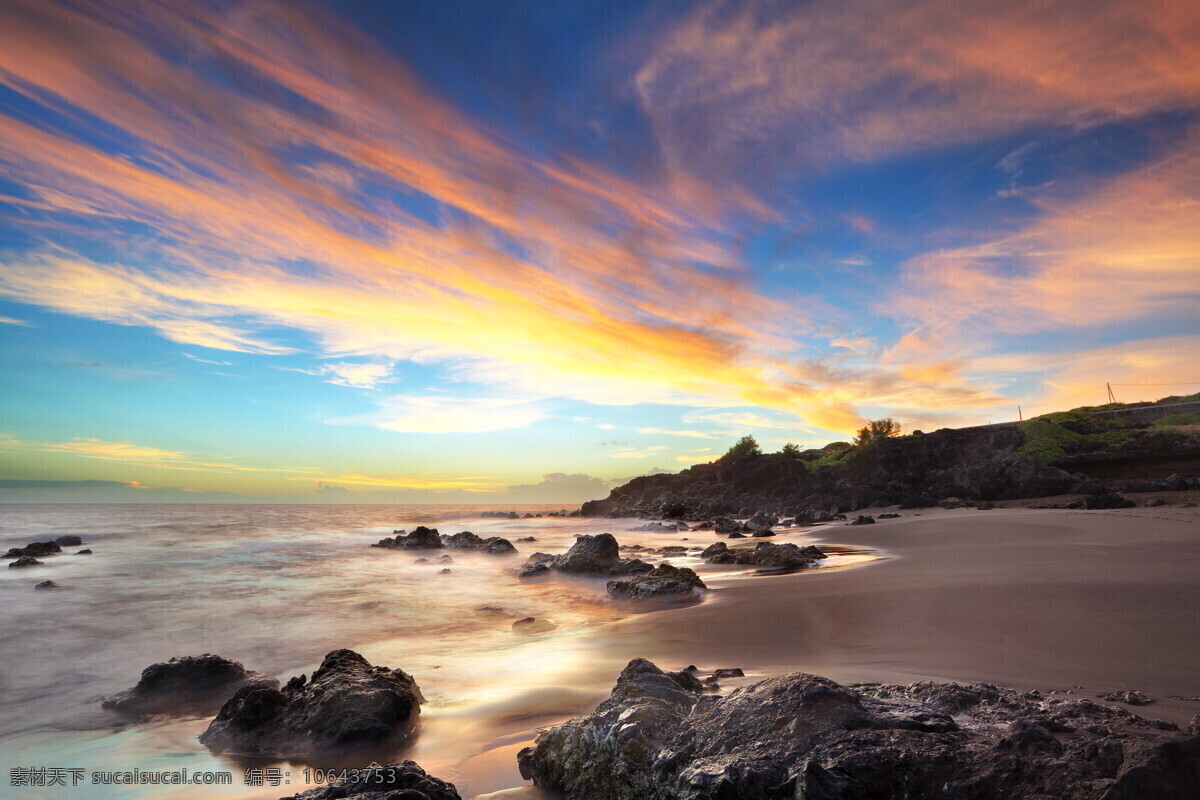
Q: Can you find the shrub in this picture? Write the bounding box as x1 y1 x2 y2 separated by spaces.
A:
780 442 802 457
725 435 762 458
854 418 901 446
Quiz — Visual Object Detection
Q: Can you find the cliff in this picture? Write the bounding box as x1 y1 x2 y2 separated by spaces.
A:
582 400 1200 519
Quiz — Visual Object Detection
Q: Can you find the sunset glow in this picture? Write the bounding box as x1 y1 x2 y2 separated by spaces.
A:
1 0 1197 502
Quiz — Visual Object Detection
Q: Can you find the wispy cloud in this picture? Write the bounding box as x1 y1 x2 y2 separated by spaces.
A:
362 394 547 434
636 0 1200 175
636 427 716 439
283 361 397 389
0 315 32 326
611 445 669 459
29 436 321 476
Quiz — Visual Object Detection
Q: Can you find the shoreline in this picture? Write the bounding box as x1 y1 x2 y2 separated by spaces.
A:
589 504 1200 729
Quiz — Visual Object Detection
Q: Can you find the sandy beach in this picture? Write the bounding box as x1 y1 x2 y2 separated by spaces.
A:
597 504 1200 729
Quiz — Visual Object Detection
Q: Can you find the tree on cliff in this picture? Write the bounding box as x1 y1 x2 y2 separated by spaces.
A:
780 442 802 457
725 435 762 457
854 418 901 446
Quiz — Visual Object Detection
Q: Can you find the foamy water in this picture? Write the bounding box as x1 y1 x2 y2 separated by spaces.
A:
0 504 874 800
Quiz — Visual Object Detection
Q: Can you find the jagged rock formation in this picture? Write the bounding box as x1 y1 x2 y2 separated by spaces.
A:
518 658 1198 800
519 533 653 577
200 649 422 758
701 541 826 571
101 654 277 717
607 563 706 601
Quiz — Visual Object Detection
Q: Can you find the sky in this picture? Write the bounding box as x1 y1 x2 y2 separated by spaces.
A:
0 0 1197 503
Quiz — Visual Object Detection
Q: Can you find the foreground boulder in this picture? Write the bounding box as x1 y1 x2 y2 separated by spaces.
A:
279 761 460 800
702 541 826 571
607 563 706 601
519 534 652 577
102 654 277 717
518 658 1198 800
200 649 422 758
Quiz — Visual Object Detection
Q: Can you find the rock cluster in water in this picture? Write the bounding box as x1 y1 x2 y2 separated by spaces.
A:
518 658 1199 800
102 654 277 717
519 533 653 577
200 649 423 758
372 526 516 553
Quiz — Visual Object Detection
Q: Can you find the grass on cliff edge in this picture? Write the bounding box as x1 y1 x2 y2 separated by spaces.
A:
1018 395 1199 467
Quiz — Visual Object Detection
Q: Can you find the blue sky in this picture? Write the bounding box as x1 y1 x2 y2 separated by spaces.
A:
0 0 1197 502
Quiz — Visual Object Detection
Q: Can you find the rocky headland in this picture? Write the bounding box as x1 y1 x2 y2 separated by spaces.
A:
581 399 1200 519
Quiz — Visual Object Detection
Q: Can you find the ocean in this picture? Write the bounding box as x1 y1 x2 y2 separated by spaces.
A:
0 504 866 799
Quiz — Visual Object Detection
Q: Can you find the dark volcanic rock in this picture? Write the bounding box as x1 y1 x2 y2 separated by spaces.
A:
102 654 277 717
702 541 826 571
518 658 1200 800
278 761 461 800
75 548 93 555
200 649 422 758
4 541 62 559
849 515 875 525
8 556 43 568
519 533 652 578
440 531 517 554
372 526 444 549
34 580 60 590
54 535 84 546
1084 492 1136 509
607 564 706 601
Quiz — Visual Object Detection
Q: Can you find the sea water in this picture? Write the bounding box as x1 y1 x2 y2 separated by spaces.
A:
0 504 871 799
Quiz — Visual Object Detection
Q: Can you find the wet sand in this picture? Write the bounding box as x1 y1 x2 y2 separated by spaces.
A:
598 505 1200 729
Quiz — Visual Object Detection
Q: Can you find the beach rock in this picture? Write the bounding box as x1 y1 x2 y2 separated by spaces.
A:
727 531 747 538
713 517 740 534
877 512 901 518
54 535 84 546
480 511 519 519
976 503 994 510
372 526 443 550
750 530 775 537
199 649 422 758
4 541 61 559
8 556 43 568
607 564 706 601
34 580 60 590
439 568 452 574
278 760 461 800
1100 690 1156 706
849 515 875 525
1145 497 1168 507
703 541 826 571
741 513 776 533
712 668 744 678
1083 492 1136 510
75 548 92 555
102 654 277 717
518 659 1200 800
440 531 517 553
519 534 652 578
517 536 537 542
